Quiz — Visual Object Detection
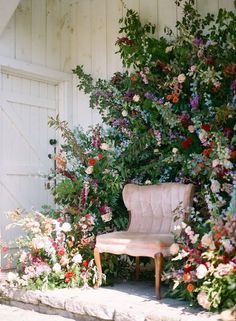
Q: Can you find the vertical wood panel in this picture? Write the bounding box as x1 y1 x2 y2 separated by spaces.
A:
157 0 177 38
0 15 16 58
73 0 92 128
219 0 236 11
140 0 158 38
15 0 32 62
197 0 219 16
46 0 61 69
32 0 46 65
106 0 123 77
60 0 72 72
91 0 107 124
125 0 140 12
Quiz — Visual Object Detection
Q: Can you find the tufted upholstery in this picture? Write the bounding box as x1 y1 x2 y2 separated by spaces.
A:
94 182 194 299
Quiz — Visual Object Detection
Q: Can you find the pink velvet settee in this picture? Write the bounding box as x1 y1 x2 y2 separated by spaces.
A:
94 182 194 299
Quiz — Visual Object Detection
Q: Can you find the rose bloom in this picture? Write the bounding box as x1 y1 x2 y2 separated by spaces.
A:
172 147 178 154
197 291 211 310
169 243 180 255
190 65 197 72
133 94 140 102
196 264 208 279
188 125 195 133
122 110 128 117
177 73 186 83
88 158 96 166
212 159 220 168
101 213 112 222
61 222 71 233
85 166 94 175
215 263 235 276
72 253 83 264
210 179 221 193
201 233 215 250
52 263 61 273
100 143 109 150
60 256 70 266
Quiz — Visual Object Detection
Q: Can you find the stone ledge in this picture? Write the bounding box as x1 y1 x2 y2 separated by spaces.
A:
0 282 220 321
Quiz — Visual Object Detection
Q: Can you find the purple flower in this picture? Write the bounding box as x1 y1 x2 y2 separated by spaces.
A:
190 95 200 109
112 118 129 126
192 38 204 46
230 80 236 91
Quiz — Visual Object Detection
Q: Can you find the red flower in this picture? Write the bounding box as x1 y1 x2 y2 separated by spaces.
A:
181 137 193 149
2 245 9 253
65 271 74 279
57 249 65 257
88 158 96 166
82 260 89 268
201 124 211 132
230 150 236 159
223 64 236 77
98 153 103 160
184 264 192 274
202 148 212 157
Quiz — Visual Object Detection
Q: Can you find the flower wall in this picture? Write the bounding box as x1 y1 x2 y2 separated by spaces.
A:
1 0 235 312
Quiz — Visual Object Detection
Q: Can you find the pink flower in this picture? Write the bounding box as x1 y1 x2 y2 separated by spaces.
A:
215 263 235 276
197 291 211 310
201 233 215 250
169 243 180 255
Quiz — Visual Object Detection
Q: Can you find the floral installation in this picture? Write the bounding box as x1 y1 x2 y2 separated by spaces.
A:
163 184 236 311
0 208 99 293
1 0 235 310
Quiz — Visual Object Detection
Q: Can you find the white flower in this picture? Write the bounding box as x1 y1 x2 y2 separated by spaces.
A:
210 179 221 193
197 291 211 310
196 264 208 279
223 160 233 169
222 239 234 253
7 272 18 282
52 263 61 273
61 222 71 233
169 243 180 255
177 73 186 83
172 249 189 261
19 251 27 263
85 166 94 175
72 253 83 264
165 46 173 53
100 143 110 150
172 147 178 154
190 65 197 72
32 236 50 250
133 94 140 102
122 110 128 117
144 180 152 185
101 213 112 222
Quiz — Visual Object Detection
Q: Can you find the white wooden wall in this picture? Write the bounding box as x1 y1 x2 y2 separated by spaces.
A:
0 0 73 72
71 0 236 128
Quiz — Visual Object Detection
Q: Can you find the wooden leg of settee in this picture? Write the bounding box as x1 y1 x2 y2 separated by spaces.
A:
94 247 103 287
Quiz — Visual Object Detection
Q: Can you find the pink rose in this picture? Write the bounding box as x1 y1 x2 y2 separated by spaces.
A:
169 243 180 255
197 291 211 310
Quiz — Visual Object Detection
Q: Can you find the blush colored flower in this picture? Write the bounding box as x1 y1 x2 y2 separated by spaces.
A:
169 243 180 255
85 166 94 175
177 73 186 83
172 147 178 154
100 143 110 150
212 159 220 168
196 264 208 279
215 263 235 276
201 233 215 250
133 94 140 102
210 179 221 193
188 125 195 133
197 291 211 310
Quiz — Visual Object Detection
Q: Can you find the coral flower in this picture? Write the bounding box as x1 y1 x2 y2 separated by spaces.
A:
183 272 191 282
187 283 195 293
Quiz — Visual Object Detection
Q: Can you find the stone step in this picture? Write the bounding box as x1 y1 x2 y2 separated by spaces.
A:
0 281 221 321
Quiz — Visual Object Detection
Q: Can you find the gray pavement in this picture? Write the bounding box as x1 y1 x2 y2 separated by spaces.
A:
0 304 76 321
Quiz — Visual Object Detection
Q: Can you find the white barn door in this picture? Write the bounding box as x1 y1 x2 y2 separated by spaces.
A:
0 70 58 268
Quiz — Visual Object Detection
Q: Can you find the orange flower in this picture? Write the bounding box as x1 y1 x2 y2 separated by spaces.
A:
183 273 191 282
166 94 173 101
130 74 138 81
187 283 195 293
88 158 96 166
172 95 179 103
